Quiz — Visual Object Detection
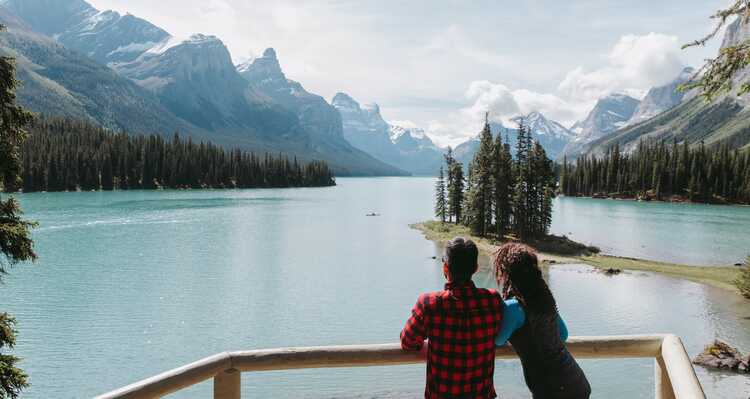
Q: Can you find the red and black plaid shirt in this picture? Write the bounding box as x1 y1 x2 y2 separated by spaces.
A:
401 281 504 399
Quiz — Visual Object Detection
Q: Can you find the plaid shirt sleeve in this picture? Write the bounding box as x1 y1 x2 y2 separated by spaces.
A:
400 294 428 351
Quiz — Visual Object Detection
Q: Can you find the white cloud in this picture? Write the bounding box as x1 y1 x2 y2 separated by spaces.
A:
87 1 715 149
423 32 688 148
463 81 521 124
558 33 684 103
389 120 419 129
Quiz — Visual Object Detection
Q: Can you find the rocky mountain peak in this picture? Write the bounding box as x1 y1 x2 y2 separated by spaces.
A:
331 92 359 108
239 47 285 83
627 67 695 126
511 111 575 140
2 0 96 36
263 47 277 59
575 93 639 140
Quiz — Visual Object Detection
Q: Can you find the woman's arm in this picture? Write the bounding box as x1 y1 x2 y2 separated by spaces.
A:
495 299 525 346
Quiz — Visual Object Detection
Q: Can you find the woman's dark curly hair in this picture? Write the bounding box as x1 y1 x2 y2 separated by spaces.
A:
493 243 557 315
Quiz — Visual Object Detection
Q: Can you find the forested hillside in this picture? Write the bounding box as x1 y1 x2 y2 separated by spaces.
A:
16 117 336 192
560 141 750 204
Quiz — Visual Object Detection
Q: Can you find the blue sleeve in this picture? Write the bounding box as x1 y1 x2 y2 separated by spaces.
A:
495 299 525 346
557 313 569 342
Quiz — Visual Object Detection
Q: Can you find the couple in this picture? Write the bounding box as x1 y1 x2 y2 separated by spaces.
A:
401 238 590 399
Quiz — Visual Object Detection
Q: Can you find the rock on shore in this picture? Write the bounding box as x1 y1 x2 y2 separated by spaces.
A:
692 340 750 373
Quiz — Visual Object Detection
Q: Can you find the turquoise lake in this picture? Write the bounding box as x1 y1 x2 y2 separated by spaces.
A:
3 177 750 398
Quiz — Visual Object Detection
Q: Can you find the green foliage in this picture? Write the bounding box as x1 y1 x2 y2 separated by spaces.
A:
464 117 495 236
0 198 37 275
0 314 27 399
562 139 750 204
682 1 750 100
17 117 336 192
736 256 750 299
0 26 34 398
436 117 555 240
445 148 465 224
493 134 513 236
434 166 447 222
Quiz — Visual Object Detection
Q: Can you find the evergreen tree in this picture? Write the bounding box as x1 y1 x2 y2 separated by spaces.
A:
562 139 750 204
513 120 533 239
15 117 336 192
0 32 36 398
434 166 447 223
465 116 495 236
493 134 513 236
445 148 464 224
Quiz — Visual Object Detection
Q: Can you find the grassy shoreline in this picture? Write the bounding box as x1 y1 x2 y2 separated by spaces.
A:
411 221 742 293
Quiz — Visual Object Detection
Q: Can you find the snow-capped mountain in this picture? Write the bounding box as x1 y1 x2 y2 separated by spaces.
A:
333 92 445 175
2 0 169 66
574 17 750 159
560 93 640 159
0 0 406 176
453 112 574 165
571 93 640 141
389 125 440 152
627 67 695 126
515 111 576 140
238 48 344 140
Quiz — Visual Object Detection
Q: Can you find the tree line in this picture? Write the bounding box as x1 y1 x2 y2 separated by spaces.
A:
435 117 556 240
560 140 750 204
14 117 336 193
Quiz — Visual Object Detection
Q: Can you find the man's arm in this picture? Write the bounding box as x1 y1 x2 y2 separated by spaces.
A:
400 295 427 351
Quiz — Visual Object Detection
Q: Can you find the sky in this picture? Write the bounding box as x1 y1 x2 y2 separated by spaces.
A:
89 0 726 147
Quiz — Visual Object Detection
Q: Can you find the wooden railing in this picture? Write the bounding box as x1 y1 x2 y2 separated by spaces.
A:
96 334 705 399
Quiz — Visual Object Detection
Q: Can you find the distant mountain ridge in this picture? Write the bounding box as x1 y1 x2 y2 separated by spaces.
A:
453 112 574 166
626 67 694 126
0 0 405 176
571 16 750 159
333 92 445 175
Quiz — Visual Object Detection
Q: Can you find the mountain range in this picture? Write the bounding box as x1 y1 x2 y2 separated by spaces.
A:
332 92 445 175
2 0 748 176
0 0 405 176
453 111 576 166
567 17 750 159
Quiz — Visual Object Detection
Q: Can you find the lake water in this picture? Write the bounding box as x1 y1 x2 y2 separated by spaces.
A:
3 177 750 398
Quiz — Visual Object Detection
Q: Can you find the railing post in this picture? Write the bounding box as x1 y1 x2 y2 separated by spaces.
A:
214 368 240 399
654 356 675 399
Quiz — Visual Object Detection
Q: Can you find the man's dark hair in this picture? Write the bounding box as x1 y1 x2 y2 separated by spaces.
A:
445 237 478 282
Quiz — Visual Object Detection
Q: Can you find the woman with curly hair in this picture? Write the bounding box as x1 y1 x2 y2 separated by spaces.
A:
494 243 591 399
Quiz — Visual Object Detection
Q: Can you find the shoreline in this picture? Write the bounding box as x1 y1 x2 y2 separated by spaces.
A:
562 194 750 207
411 221 742 294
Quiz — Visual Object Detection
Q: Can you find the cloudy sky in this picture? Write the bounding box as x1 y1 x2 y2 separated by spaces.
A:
90 0 725 146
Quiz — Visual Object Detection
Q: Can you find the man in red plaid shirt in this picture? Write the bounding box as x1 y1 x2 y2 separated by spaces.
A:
401 237 504 399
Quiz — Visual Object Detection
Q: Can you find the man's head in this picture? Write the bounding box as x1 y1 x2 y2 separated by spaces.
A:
443 237 479 283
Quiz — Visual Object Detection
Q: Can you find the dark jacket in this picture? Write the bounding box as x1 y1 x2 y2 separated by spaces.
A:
509 311 591 399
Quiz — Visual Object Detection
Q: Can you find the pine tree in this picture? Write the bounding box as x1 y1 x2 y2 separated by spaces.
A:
0 31 36 399
513 120 533 239
445 149 465 224
493 134 513 236
561 139 750 204
435 166 447 223
464 115 495 236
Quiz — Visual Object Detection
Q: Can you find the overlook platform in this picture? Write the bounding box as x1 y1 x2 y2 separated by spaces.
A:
96 334 705 399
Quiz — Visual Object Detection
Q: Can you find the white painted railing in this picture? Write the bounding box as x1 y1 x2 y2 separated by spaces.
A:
96 334 705 399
